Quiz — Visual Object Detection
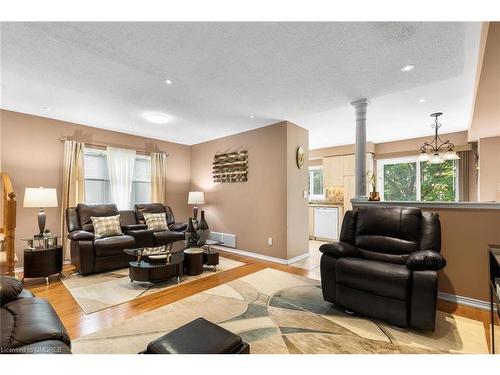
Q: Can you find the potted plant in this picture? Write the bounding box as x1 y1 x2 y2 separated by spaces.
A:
367 171 380 201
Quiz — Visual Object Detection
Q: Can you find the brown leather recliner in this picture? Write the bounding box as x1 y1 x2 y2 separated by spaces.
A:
0 276 71 354
66 204 136 275
320 206 446 331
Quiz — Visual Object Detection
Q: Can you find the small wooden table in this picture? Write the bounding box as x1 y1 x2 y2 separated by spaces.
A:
22 245 63 285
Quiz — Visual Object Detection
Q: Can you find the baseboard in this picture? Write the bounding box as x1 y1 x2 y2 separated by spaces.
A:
438 291 492 311
214 245 309 265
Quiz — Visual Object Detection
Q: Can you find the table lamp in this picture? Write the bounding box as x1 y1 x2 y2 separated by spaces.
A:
23 187 58 237
188 191 204 220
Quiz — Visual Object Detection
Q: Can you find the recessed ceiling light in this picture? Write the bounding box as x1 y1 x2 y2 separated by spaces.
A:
249 114 256 119
164 79 173 85
418 98 426 103
143 112 170 124
43 107 53 112
401 64 416 72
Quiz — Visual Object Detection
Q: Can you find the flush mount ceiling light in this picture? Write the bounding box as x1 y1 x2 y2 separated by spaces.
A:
143 112 170 124
249 114 256 119
43 107 53 112
417 112 460 164
418 98 426 103
401 64 416 72
164 79 173 85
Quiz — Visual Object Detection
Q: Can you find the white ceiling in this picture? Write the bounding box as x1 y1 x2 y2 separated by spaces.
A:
0 22 482 148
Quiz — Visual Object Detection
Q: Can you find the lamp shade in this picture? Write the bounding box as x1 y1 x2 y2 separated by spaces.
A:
23 187 58 208
188 191 205 205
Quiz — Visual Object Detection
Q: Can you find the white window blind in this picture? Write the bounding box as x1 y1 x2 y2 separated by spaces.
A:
84 148 151 208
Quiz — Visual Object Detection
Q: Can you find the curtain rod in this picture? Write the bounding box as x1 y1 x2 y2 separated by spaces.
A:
57 137 170 157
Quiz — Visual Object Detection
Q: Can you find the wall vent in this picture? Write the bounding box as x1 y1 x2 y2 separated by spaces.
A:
210 232 237 248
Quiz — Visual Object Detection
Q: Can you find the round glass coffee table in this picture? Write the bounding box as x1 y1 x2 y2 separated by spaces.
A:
124 248 184 284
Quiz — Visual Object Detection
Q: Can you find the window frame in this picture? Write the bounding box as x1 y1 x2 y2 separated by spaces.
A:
377 155 459 202
308 165 325 199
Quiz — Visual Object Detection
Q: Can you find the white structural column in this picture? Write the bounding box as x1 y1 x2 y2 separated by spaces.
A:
351 98 370 199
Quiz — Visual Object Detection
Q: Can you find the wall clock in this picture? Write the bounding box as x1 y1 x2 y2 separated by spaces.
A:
296 146 305 169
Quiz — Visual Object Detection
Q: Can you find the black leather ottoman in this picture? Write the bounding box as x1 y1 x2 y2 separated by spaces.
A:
142 318 250 354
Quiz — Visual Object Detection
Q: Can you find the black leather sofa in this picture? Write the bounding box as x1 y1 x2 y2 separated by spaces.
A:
320 206 446 331
0 276 71 354
66 203 187 275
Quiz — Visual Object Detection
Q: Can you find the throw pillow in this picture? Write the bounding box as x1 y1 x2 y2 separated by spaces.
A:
143 212 169 231
91 215 123 238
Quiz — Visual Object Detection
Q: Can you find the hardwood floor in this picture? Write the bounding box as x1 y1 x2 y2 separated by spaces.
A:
18 249 492 352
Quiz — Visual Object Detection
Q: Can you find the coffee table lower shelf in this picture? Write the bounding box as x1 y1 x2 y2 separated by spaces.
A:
129 260 184 284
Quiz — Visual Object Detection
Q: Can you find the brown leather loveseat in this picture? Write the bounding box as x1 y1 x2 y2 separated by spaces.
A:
66 203 187 275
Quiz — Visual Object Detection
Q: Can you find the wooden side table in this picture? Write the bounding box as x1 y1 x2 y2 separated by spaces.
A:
184 248 204 276
22 245 63 285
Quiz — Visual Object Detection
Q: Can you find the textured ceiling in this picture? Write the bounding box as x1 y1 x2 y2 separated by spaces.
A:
0 22 482 147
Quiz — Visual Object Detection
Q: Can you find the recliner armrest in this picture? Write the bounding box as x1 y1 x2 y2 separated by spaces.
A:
67 230 95 241
121 224 148 231
0 276 24 306
319 242 360 258
406 250 446 271
169 222 188 232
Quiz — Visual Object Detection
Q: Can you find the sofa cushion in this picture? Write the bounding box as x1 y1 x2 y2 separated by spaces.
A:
143 213 169 231
93 235 135 256
153 230 185 246
354 207 422 255
135 203 175 226
145 318 243 354
91 215 123 238
77 203 119 229
336 258 411 301
1 298 70 349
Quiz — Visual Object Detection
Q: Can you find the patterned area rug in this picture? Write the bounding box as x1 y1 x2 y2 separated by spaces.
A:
62 256 244 314
72 268 488 353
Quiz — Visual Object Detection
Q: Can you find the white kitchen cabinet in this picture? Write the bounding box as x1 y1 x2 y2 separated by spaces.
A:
323 156 343 187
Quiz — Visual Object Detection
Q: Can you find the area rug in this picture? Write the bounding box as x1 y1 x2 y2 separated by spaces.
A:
62 256 244 314
72 268 488 354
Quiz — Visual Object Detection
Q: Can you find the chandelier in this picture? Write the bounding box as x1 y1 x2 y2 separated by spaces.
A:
417 112 460 164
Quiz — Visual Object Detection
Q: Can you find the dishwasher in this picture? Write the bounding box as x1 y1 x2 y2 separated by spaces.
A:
314 207 339 241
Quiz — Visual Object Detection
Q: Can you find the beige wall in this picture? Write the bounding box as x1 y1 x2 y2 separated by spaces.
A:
422 208 500 302
190 121 309 261
469 22 500 141
478 136 500 201
0 110 192 266
286 122 309 260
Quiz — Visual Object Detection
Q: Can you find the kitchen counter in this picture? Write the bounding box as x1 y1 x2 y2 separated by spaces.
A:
309 203 343 207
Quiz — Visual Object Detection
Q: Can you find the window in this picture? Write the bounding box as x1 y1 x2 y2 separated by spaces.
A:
84 148 151 207
377 156 458 202
308 166 324 198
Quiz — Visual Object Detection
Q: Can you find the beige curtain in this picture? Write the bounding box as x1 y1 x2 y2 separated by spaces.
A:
457 150 471 202
151 152 168 204
60 140 85 260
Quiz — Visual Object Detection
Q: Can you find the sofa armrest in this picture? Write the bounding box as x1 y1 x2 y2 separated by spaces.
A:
121 224 148 231
67 230 95 241
406 250 446 271
0 276 24 306
319 242 360 258
169 222 188 232
124 229 155 248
